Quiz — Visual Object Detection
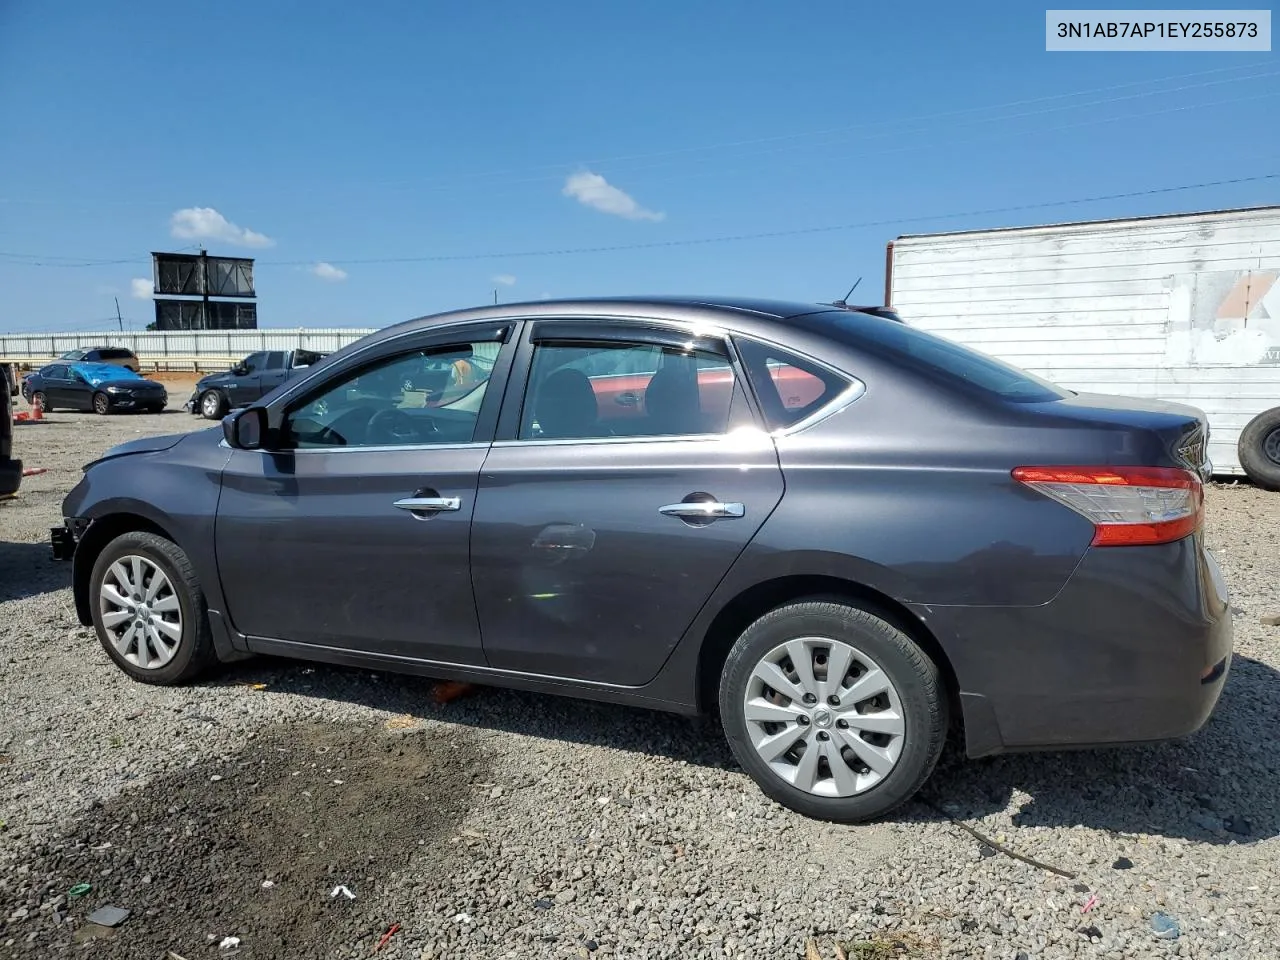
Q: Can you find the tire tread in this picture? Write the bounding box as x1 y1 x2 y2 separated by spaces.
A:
1237 407 1280 491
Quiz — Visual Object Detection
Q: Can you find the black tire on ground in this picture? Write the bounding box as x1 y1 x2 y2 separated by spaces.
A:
92 392 110 415
89 531 218 686
718 599 947 823
1237 407 1280 492
200 389 227 420
31 390 51 412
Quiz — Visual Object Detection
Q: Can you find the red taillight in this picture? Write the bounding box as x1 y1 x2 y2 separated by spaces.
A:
1012 464 1203 547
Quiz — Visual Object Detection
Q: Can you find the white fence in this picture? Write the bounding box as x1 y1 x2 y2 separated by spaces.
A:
0 328 379 372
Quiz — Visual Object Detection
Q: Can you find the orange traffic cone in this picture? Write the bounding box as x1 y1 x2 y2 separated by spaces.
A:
31 394 43 420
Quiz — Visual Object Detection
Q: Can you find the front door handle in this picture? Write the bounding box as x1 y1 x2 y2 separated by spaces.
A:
394 496 461 514
658 501 745 520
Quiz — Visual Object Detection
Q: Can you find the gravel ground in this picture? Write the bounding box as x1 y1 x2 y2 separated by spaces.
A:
1 399 1278 959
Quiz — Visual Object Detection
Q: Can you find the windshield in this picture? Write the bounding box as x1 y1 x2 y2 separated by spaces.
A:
798 310 1070 403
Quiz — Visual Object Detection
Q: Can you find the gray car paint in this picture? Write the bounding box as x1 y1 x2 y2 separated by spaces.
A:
57 296 1231 757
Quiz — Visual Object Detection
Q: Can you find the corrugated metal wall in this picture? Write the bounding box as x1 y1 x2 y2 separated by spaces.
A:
888 206 1280 475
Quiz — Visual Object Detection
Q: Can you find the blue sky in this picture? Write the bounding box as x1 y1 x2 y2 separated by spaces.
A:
0 1 1276 332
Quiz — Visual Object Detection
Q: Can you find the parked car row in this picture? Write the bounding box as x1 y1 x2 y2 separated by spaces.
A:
51 296 1231 824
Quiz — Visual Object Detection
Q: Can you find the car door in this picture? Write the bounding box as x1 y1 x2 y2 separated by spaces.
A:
66 369 96 410
37 365 69 406
470 319 786 686
227 352 266 407
258 351 290 397
214 321 515 663
44 365 86 409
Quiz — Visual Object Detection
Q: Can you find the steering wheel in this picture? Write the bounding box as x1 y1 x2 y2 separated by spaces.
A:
365 407 423 445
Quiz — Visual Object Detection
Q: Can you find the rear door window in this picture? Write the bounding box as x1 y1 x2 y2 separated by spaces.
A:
517 337 748 440
734 338 853 430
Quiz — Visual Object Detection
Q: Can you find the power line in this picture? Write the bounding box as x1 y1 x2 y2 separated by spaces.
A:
302 61 1280 191
0 60 1274 206
429 88 1280 206
266 172 1280 264
1 171 1275 270
272 66 1280 195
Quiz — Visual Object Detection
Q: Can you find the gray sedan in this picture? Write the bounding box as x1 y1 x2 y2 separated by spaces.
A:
50 297 1232 822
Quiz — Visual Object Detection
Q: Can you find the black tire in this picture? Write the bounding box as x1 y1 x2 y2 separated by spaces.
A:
31 390 50 412
1237 406 1280 492
718 599 947 823
92 391 110 415
89 531 217 685
199 389 227 420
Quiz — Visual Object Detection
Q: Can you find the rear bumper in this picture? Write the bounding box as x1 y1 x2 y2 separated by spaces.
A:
922 536 1233 757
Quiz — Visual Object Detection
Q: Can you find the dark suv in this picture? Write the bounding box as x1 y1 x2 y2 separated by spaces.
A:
50 297 1231 822
56 347 140 372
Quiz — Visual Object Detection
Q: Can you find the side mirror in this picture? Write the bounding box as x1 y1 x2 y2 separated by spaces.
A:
232 363 248 376
223 406 268 450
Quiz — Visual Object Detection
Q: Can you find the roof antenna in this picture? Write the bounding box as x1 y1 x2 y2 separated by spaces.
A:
832 277 861 308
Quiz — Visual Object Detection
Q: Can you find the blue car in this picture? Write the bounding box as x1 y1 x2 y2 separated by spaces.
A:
23 361 168 415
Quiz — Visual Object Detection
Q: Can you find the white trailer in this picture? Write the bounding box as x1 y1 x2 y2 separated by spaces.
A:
884 204 1280 489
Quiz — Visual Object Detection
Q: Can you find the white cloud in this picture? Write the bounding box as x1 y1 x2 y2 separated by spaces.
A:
491 273 516 286
562 171 664 221
130 278 154 299
170 207 274 248
310 261 348 282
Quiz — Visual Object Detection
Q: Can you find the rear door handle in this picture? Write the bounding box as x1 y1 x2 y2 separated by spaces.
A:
658 501 745 520
393 496 461 513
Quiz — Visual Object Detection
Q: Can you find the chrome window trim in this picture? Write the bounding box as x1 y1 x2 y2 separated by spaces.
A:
219 438 489 455
491 431 737 449
769 378 867 438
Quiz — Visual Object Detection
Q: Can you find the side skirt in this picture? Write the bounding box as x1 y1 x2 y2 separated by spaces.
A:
242 635 702 717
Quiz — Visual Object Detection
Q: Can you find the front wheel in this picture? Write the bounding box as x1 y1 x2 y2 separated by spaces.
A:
92 392 110 415
31 390 50 412
199 389 227 420
718 599 947 823
89 531 217 685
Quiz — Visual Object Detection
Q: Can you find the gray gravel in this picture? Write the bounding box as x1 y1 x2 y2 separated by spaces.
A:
2 401 1279 959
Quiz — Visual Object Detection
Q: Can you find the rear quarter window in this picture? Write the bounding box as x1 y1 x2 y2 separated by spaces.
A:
100 348 134 360
733 338 853 430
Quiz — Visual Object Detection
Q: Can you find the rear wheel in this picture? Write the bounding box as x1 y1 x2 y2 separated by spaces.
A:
1238 406 1280 491
92 392 110 415
31 390 50 412
718 599 947 823
199 389 227 420
89 531 216 685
